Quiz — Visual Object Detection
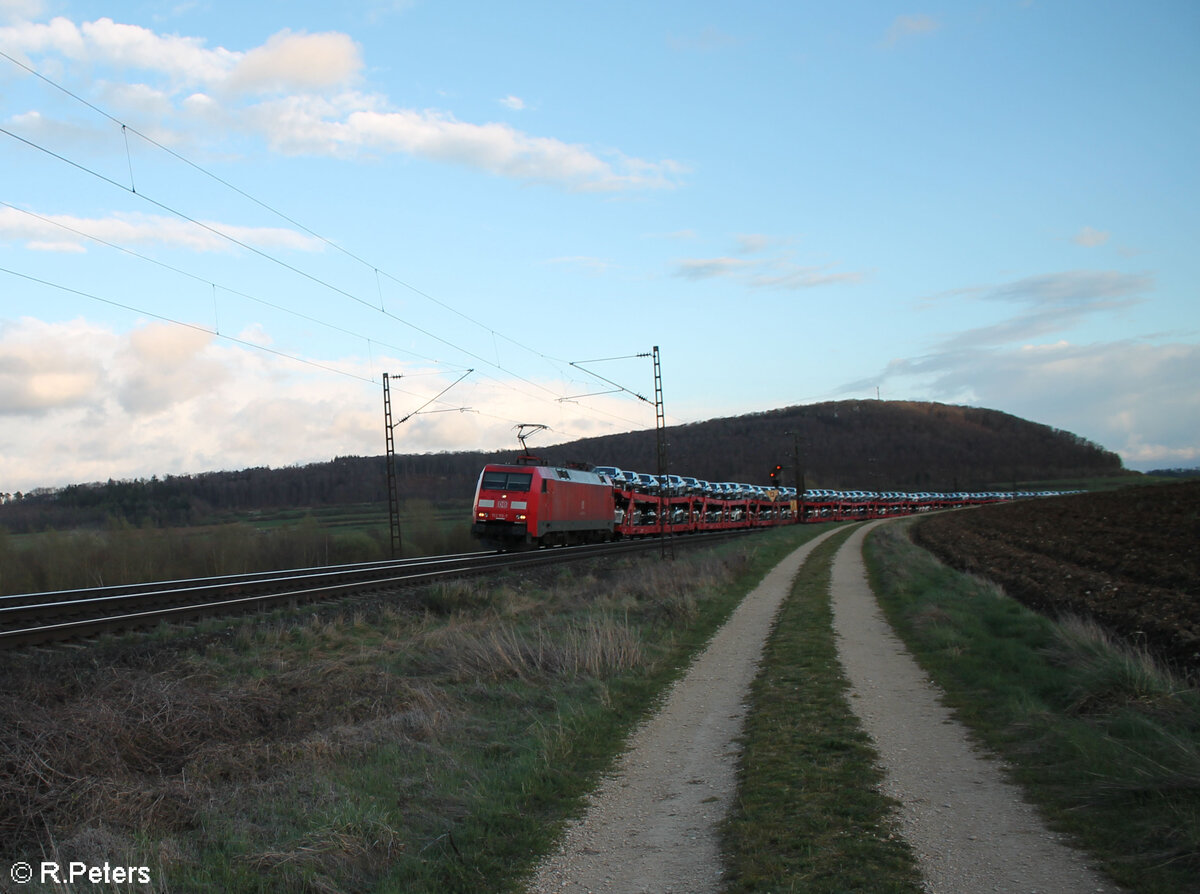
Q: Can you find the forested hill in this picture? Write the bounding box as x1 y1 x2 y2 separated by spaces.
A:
2 401 1126 530
551 400 1124 491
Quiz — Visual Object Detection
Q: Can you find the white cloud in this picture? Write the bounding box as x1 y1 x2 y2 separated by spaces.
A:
0 15 680 192
883 14 940 47
236 323 273 346
82 17 236 82
3 109 105 147
930 270 1151 350
749 264 863 290
115 322 226 413
842 270 1187 468
673 236 862 290
0 0 43 25
499 95 526 111
0 317 651 492
673 257 754 280
837 338 1200 471
227 29 363 94
984 270 1149 307
0 317 108 415
0 16 233 83
544 256 613 276
240 101 684 190
735 233 773 254
0 205 326 253
1073 226 1110 247
0 16 274 91
0 15 86 57
100 80 176 119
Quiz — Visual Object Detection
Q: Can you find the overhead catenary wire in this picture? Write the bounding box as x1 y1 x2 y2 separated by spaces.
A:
0 201 465 373
0 49 664 431
392 368 475 426
0 264 552 431
1 121 611 416
0 47 571 369
0 49 669 434
0 124 632 418
569 353 655 404
0 140 655 431
0 264 373 385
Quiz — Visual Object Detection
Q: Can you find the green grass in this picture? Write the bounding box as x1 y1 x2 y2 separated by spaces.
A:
864 519 1200 894
2 525 830 894
209 518 1196 894
173 526 833 894
20 513 1188 893
722 525 924 893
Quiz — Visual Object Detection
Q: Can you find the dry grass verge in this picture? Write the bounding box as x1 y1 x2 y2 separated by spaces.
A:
0 533 800 893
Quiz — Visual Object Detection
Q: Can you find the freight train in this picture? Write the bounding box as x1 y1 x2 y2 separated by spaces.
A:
469 459 1059 550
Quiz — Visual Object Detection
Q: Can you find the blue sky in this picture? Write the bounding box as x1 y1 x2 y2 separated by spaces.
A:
1 0 1197 493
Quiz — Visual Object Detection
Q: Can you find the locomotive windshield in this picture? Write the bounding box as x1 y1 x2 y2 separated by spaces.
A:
481 470 533 492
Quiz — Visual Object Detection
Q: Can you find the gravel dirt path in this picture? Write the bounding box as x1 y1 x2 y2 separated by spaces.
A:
527 523 1122 893
525 528 842 893
831 520 1121 894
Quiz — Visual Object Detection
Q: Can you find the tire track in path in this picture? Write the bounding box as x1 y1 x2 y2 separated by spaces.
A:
830 520 1121 894
528 522 1122 893
526 528 843 894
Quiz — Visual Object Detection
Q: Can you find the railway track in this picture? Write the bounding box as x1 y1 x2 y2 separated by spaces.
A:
0 531 745 649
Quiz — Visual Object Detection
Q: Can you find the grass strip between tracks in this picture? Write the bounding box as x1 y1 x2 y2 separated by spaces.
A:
721 524 925 893
863 519 1200 894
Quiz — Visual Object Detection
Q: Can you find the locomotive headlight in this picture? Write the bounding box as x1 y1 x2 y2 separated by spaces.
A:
516 514 526 520
477 511 487 519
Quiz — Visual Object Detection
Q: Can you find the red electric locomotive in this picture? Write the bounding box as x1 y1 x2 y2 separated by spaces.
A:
470 460 1071 551
471 463 619 549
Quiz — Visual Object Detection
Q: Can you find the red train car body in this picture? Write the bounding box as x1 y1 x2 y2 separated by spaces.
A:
470 461 794 549
470 461 1069 551
471 464 618 549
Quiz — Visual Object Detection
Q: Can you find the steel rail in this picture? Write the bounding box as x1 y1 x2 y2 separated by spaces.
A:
0 550 493 608
0 531 746 649
0 550 521 627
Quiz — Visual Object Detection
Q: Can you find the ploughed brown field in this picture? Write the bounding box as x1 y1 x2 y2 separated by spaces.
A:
912 480 1200 677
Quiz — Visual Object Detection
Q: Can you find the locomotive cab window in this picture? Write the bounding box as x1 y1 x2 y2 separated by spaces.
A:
481 471 533 492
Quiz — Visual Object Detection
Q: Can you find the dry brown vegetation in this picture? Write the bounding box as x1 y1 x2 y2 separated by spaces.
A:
0 622 439 840
0 545 753 892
